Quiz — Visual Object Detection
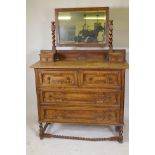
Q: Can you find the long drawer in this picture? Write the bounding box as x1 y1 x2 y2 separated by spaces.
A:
39 89 121 106
40 106 120 124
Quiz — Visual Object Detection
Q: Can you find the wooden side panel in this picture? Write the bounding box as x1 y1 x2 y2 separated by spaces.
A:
119 70 125 124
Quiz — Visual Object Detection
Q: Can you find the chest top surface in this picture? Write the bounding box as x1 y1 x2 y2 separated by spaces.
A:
31 60 128 69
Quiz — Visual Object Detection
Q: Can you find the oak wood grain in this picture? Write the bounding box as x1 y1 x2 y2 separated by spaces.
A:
31 61 128 69
32 49 128 142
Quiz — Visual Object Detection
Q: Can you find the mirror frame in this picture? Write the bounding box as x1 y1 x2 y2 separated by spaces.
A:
55 7 109 47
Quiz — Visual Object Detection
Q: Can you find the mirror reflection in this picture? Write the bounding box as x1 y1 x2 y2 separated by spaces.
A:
57 9 108 46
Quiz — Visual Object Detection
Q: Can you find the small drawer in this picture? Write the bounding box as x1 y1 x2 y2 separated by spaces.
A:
40 106 120 124
40 51 54 62
40 89 121 106
108 51 125 63
79 70 121 88
38 70 78 88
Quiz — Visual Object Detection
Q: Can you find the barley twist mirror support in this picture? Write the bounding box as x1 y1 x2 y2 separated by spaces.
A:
51 21 60 61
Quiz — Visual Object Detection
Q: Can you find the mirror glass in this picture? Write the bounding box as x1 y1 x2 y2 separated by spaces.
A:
55 8 109 47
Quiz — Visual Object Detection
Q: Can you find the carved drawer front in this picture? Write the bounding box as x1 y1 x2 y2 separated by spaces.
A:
38 70 77 87
41 107 120 124
40 90 121 106
80 70 121 88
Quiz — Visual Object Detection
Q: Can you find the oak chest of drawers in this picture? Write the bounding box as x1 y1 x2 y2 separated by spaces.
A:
31 50 128 143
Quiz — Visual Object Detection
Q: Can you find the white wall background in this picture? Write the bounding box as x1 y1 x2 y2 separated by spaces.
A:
27 0 129 117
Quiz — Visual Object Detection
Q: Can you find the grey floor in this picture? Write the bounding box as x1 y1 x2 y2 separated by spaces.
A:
27 115 128 155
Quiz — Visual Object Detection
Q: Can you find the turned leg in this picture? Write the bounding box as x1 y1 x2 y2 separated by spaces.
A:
115 126 120 132
118 126 123 143
39 122 44 140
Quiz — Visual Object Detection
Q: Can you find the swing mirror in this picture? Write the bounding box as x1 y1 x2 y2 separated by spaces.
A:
55 7 109 47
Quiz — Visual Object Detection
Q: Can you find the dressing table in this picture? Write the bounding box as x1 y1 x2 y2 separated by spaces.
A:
31 7 128 143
